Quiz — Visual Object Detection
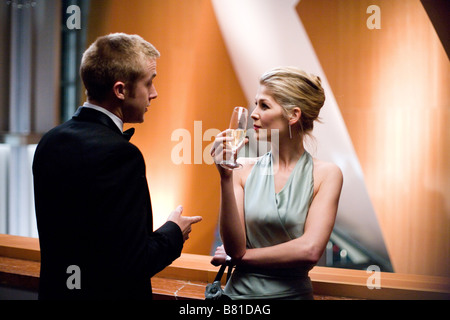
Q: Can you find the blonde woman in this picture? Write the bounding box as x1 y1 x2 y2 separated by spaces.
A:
211 67 343 300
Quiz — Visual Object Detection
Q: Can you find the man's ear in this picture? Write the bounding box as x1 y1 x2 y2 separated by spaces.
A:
289 107 302 126
113 81 126 100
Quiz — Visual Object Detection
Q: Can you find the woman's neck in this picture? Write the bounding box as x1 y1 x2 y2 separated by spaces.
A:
270 133 305 169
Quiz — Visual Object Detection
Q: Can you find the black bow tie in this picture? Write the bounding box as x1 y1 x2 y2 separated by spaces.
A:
122 128 135 141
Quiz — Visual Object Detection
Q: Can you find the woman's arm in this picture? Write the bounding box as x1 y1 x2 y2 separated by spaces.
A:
238 162 343 268
211 130 249 261
218 172 246 261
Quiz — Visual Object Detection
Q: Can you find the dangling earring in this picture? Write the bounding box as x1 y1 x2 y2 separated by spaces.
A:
288 124 292 139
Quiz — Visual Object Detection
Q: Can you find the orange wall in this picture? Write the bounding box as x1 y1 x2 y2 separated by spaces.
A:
297 0 449 277
85 0 449 276
87 0 246 255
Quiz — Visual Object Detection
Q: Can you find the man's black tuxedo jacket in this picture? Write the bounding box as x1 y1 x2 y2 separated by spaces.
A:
33 107 183 299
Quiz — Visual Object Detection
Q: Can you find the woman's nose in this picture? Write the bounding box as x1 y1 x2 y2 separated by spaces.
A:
251 109 259 120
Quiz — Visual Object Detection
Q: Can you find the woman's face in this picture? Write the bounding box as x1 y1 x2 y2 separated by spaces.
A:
251 85 289 142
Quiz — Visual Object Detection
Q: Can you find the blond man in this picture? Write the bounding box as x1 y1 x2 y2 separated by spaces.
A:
33 33 201 300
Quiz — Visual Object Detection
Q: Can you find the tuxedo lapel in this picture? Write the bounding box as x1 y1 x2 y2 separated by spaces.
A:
73 107 123 136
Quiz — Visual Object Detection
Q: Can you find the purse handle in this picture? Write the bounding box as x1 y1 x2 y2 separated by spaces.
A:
214 263 233 283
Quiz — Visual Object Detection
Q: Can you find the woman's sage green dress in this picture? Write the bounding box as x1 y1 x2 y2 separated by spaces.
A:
224 151 315 300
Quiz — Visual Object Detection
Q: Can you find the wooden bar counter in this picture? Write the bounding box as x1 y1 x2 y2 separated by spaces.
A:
1 234 449 300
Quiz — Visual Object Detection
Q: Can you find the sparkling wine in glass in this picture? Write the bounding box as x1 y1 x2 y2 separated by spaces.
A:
220 106 248 170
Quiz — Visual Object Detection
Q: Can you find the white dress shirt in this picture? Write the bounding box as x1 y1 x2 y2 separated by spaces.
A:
82 102 124 133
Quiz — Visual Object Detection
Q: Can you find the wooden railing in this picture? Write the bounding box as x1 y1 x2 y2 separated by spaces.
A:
1 234 449 300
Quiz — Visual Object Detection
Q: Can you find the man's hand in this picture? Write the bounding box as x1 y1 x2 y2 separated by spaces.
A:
167 205 202 242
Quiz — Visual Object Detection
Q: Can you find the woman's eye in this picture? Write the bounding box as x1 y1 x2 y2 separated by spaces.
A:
255 101 269 110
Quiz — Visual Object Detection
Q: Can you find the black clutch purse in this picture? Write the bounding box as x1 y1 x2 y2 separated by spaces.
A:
205 264 233 301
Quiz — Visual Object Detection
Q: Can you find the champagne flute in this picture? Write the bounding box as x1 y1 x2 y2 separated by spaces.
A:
220 106 248 170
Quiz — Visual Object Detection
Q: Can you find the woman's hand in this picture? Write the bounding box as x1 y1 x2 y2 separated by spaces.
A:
210 130 248 178
210 130 234 178
210 245 229 266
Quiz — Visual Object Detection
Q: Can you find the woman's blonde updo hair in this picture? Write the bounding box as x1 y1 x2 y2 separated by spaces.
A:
259 66 325 136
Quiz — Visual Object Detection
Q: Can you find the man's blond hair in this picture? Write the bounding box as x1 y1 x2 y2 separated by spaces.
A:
80 33 160 102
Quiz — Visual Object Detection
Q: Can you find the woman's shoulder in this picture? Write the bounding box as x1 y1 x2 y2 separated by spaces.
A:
312 158 342 175
312 158 343 193
238 156 260 167
234 156 262 187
